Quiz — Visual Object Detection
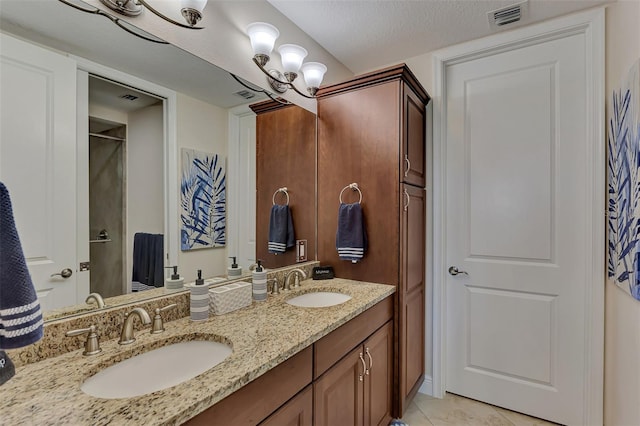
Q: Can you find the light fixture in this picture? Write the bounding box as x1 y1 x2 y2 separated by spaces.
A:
246 22 327 98
99 0 207 29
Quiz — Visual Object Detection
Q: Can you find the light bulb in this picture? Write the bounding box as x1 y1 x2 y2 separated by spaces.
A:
246 22 280 57
301 62 327 90
278 44 307 74
180 0 208 13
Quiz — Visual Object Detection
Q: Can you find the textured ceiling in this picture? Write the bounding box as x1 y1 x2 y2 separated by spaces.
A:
268 0 611 74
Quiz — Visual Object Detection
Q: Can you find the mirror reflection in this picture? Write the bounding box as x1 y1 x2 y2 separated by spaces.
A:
0 0 317 320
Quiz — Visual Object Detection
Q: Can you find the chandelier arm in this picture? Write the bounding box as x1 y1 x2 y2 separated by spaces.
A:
230 74 291 105
136 0 204 29
57 0 170 44
287 82 315 99
252 58 291 86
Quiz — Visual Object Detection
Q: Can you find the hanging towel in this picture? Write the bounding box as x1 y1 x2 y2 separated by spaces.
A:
0 350 15 385
268 205 295 254
0 182 43 350
132 233 164 289
336 203 368 263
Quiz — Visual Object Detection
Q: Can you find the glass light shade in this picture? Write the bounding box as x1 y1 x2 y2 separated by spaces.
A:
301 62 327 89
278 44 308 74
180 0 208 12
246 22 280 56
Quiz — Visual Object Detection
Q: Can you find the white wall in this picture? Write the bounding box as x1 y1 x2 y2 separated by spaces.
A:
176 93 229 283
604 2 640 425
127 103 164 289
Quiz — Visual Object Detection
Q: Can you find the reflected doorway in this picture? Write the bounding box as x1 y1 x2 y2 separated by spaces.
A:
87 75 163 297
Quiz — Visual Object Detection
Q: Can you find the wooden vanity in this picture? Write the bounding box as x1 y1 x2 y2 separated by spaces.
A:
186 295 393 426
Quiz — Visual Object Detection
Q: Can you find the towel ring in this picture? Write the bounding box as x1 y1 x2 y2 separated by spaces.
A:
272 187 290 206
339 183 363 204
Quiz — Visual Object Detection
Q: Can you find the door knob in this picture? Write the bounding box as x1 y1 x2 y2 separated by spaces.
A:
448 266 468 276
51 268 73 278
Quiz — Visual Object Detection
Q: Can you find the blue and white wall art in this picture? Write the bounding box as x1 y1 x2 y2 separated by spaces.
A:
181 148 226 250
608 58 640 301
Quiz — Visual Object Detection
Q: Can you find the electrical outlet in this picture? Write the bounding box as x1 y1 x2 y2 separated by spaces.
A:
296 240 307 262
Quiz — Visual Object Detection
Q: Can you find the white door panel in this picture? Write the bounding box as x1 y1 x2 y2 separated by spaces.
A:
0 33 78 311
446 32 587 424
238 114 256 268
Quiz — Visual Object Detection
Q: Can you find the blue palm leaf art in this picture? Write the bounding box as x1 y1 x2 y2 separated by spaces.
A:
181 149 226 250
608 59 640 301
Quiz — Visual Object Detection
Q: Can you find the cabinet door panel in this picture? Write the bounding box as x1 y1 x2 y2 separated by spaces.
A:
404 286 425 398
364 321 393 426
398 184 426 414
402 85 426 187
314 346 365 426
259 385 312 426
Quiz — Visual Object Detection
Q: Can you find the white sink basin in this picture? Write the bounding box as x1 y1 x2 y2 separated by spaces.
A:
81 340 232 399
286 292 352 308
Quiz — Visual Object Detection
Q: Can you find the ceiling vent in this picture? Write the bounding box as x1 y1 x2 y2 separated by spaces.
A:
234 90 256 100
119 94 139 101
488 0 528 30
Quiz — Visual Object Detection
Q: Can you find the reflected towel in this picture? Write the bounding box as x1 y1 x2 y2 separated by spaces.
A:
336 203 368 263
0 182 43 350
132 233 164 288
268 205 295 254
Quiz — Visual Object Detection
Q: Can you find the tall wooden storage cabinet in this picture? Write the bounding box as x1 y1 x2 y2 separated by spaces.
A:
317 64 430 416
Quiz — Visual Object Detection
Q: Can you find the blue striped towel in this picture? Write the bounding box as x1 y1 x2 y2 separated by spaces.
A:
268 205 295 254
0 182 43 350
336 203 368 263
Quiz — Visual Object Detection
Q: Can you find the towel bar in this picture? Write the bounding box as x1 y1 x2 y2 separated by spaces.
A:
339 183 363 204
272 187 290 205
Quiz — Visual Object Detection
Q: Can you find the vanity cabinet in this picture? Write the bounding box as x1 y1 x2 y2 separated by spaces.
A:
185 295 393 425
316 63 430 416
314 321 393 426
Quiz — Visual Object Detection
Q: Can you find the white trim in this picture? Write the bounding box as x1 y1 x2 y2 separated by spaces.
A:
227 104 255 267
431 7 605 424
76 69 90 303
418 374 434 396
73 56 179 271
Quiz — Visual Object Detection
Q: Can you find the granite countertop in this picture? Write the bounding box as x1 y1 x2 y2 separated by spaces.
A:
1 278 395 425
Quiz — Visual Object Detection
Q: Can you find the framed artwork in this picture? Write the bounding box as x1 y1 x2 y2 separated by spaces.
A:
608 58 640 301
180 148 226 250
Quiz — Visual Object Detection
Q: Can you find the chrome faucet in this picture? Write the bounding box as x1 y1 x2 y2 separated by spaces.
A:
284 269 307 291
85 292 106 308
119 307 151 345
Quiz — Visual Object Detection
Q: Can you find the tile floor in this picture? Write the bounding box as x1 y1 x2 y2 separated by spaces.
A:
400 392 559 426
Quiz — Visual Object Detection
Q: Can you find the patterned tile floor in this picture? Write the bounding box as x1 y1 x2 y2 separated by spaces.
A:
400 392 559 426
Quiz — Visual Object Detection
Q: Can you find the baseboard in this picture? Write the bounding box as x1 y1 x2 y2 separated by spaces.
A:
418 374 433 396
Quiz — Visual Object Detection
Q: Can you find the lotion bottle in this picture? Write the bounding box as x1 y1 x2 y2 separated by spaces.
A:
252 260 267 302
165 266 184 290
189 269 209 321
227 256 242 278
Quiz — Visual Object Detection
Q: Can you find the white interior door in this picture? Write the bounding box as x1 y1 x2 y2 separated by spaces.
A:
0 33 78 311
445 31 591 424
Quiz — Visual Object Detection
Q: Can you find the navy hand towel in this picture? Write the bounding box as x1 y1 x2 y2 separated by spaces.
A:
336 203 368 262
0 182 43 350
268 205 295 254
132 233 164 288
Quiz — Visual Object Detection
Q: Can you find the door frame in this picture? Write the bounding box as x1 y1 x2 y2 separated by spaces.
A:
430 7 604 424
73 56 178 294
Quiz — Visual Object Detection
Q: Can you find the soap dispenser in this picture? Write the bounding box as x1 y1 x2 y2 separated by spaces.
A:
228 257 242 278
252 260 267 302
165 266 184 290
188 269 209 321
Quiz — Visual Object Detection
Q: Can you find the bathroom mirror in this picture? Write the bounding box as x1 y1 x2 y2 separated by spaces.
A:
0 0 317 320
